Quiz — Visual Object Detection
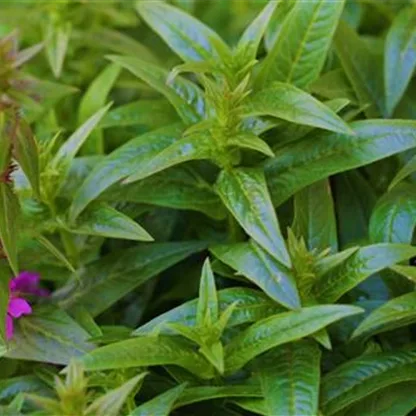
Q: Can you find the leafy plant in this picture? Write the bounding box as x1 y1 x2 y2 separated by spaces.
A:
1 0 416 415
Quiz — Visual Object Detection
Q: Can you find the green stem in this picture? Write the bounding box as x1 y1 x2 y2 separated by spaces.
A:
60 230 79 268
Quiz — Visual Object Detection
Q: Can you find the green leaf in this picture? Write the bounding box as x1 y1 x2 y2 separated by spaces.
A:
136 0 230 63
310 69 358 104
257 341 320 416
315 244 416 303
82 335 214 379
23 77 78 123
36 235 75 272
50 103 111 193
175 385 262 408
228 133 274 157
293 179 337 252
264 0 294 51
5 306 94 365
0 263 9 347
236 1 278 63
59 241 206 316
389 153 416 190
0 184 19 274
78 63 121 154
0 376 47 402
69 123 184 221
265 120 416 207
231 398 267 415
369 184 416 243
211 241 300 310
270 98 351 150
384 6 416 116
197 258 218 327
215 168 291 267
45 21 71 78
134 287 283 335
122 130 213 184
243 82 353 135
100 99 178 129
257 0 346 88
315 246 359 277
108 55 205 124
101 167 226 220
75 28 157 63
225 304 362 373
334 20 385 118
340 382 416 416
130 384 186 416
321 350 416 415
67 203 153 241
390 264 416 283
351 292 416 340
86 373 147 416
13 119 40 198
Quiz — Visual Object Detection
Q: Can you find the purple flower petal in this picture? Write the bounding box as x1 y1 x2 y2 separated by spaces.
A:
8 297 32 318
6 315 13 340
12 271 40 295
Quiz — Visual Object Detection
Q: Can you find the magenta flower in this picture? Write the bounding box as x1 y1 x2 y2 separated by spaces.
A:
6 272 49 340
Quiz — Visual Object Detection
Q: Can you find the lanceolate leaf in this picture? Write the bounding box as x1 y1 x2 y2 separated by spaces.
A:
351 292 416 340
86 374 146 416
123 130 214 184
197 258 218 326
5 306 94 365
292 179 337 252
100 99 177 129
76 28 157 63
45 21 71 79
315 244 416 303
228 133 274 158
334 20 385 118
389 153 416 190
310 69 358 104
102 167 225 220
215 168 291 268
242 82 353 135
391 265 416 283
82 335 215 379
236 1 278 63
130 384 186 416
321 350 416 415
59 241 206 316
257 0 346 89
68 203 153 241
0 183 19 274
13 119 40 198
369 184 416 243
175 385 262 408
69 123 184 221
50 103 112 192
133 287 283 336
36 235 75 272
384 6 416 116
78 63 121 154
340 382 416 416
211 241 300 310
265 120 416 207
257 341 321 416
136 1 230 63
108 55 205 124
225 305 362 373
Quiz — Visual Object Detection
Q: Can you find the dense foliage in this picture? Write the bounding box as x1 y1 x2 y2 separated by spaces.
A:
1 0 416 414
